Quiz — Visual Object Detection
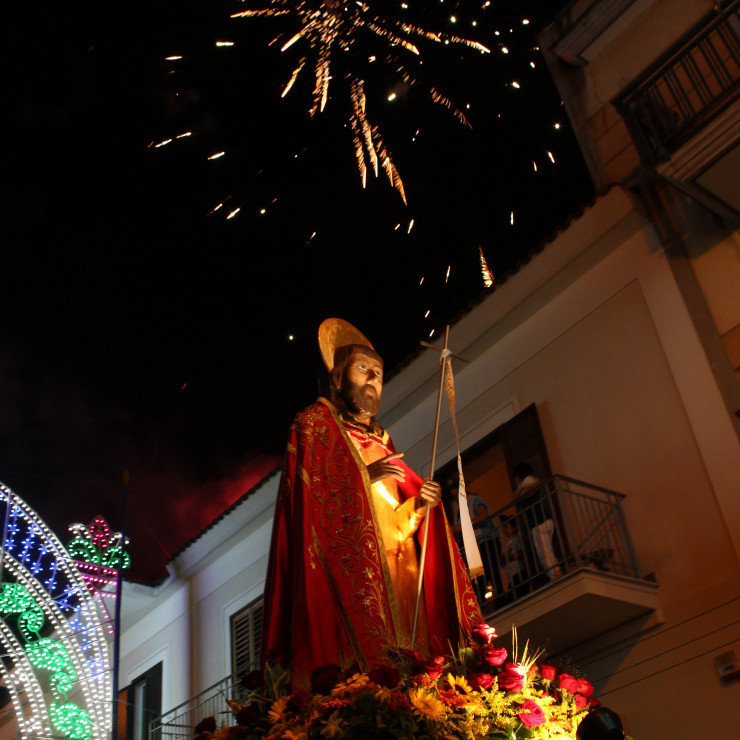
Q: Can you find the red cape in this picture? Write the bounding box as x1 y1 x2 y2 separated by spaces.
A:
261 398 482 687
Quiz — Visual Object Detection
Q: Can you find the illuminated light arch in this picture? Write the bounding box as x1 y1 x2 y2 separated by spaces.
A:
0 482 112 740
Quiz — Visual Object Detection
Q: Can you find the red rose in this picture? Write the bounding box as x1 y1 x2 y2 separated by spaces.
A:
539 664 557 681
310 664 341 694
235 704 261 726
287 689 311 713
468 672 495 691
471 622 498 644
558 673 578 694
588 696 601 709
518 699 546 728
517 699 547 729
194 717 216 734
412 654 445 682
369 663 401 688
574 693 588 708
575 678 594 697
479 645 508 666
240 669 264 691
498 663 527 692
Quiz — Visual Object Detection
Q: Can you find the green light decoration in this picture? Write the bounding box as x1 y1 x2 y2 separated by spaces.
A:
67 537 98 564
0 583 91 740
49 702 92 740
0 583 45 642
103 543 130 570
68 516 130 571
26 638 77 695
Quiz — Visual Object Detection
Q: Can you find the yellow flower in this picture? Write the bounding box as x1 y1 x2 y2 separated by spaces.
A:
408 688 447 721
320 712 346 738
446 674 472 694
268 696 289 724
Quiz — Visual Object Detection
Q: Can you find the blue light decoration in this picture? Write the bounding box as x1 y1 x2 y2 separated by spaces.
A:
0 481 112 740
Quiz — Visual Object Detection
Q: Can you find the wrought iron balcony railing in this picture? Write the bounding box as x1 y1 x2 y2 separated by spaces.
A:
468 475 642 615
149 671 254 740
613 0 740 163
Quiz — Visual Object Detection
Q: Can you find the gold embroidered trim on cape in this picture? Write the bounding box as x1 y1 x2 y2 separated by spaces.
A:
311 526 367 670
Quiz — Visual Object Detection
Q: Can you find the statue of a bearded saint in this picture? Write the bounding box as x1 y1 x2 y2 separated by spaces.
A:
261 319 483 687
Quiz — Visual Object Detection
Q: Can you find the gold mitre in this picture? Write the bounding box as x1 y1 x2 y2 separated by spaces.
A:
318 318 375 372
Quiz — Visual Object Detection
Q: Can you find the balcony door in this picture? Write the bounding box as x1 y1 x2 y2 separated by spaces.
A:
439 403 552 517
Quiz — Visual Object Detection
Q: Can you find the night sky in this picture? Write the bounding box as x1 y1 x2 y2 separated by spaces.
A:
2 0 593 582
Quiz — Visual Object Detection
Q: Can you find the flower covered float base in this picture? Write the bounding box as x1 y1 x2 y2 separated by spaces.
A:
196 624 629 740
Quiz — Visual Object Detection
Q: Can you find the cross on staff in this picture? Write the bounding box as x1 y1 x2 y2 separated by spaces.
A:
411 325 478 648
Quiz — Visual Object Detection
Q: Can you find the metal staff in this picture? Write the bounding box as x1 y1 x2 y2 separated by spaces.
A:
411 326 451 648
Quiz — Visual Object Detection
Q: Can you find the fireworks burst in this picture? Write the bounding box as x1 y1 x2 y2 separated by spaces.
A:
478 246 494 288
231 0 489 202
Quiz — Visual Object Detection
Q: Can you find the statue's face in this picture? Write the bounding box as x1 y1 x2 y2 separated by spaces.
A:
338 348 383 421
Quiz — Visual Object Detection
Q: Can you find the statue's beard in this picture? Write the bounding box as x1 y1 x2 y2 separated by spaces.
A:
340 379 380 420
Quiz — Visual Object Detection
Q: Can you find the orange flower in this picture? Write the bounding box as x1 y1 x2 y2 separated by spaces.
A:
267 696 289 724
438 688 469 709
321 698 351 709
330 672 370 697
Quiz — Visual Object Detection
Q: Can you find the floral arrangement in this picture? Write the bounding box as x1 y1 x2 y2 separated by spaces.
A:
195 624 606 740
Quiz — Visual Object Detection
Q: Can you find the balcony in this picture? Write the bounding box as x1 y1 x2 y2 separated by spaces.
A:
468 475 660 655
149 673 253 740
613 1 740 165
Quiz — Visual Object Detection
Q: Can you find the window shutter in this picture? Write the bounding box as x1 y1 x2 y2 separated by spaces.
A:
231 599 263 676
117 687 128 740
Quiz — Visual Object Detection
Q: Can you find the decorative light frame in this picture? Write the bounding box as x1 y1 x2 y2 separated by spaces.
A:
0 482 112 740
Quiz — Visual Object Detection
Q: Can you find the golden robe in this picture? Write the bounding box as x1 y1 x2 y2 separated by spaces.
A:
343 421 430 653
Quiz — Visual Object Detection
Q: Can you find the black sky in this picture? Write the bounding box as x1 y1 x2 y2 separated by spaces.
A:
2 0 593 581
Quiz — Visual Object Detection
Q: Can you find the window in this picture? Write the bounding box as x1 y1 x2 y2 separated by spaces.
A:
231 598 263 676
124 662 162 740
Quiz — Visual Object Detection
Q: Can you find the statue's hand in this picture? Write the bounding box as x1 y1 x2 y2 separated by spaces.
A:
416 479 441 510
367 452 406 485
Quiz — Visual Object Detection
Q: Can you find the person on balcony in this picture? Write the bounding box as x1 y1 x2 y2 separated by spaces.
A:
500 514 528 600
260 319 483 689
449 480 494 543
513 462 562 582
448 479 502 602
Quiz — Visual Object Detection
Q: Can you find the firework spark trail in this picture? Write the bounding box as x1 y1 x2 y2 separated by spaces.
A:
230 0 490 201
479 246 494 288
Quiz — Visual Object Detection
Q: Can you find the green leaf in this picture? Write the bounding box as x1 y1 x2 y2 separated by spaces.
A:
351 693 378 716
